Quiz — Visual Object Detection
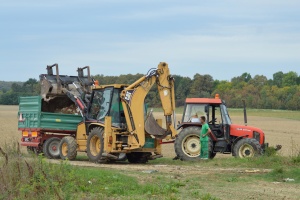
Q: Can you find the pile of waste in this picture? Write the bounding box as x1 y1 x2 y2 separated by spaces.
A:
54 104 80 115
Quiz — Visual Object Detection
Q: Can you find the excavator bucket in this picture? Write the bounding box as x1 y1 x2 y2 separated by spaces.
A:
145 112 169 139
40 64 93 102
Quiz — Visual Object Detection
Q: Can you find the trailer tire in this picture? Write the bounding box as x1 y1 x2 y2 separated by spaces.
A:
233 138 263 158
87 127 104 163
126 152 151 164
174 126 214 161
43 137 61 159
59 136 77 160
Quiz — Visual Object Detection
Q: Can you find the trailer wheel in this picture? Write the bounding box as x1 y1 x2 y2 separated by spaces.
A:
87 127 104 162
59 136 77 160
233 138 263 158
126 152 151 164
43 137 61 159
174 126 214 161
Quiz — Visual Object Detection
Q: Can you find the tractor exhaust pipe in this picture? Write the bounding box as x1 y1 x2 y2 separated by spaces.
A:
242 100 247 126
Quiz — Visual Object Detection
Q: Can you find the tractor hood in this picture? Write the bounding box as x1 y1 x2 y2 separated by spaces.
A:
230 124 265 144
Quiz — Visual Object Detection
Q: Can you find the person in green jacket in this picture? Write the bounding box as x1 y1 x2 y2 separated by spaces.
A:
200 116 211 159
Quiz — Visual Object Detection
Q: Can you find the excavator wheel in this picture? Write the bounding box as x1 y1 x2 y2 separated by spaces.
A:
59 136 77 160
87 127 104 163
174 126 215 161
126 152 151 164
43 137 61 159
233 138 263 158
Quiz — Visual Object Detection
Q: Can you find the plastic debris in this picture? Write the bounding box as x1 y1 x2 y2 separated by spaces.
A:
283 178 295 182
142 170 158 174
245 169 261 173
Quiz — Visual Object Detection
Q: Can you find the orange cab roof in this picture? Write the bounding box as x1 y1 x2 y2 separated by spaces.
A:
185 98 222 104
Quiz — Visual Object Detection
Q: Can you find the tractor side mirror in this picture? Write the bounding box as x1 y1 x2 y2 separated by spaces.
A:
205 105 209 113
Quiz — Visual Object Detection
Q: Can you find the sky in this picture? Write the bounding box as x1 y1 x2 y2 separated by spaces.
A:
0 0 300 81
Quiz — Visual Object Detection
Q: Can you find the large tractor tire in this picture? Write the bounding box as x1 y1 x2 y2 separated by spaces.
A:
233 138 263 158
87 127 104 163
126 152 151 164
174 126 215 161
43 137 61 159
59 136 77 160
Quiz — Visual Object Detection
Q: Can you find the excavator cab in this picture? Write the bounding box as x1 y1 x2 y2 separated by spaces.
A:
87 85 127 128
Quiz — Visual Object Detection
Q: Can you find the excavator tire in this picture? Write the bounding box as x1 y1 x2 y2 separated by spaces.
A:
43 137 61 159
126 152 151 164
59 136 77 160
174 126 214 161
233 138 263 158
87 127 104 162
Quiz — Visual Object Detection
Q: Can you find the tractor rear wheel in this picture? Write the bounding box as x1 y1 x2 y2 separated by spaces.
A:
126 152 151 164
43 137 61 159
87 127 104 162
59 136 77 160
233 138 263 158
174 126 214 161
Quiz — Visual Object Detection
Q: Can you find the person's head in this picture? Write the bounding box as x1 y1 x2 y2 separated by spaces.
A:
200 116 206 124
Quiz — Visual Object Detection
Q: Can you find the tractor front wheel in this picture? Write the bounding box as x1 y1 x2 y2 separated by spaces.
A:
59 136 77 160
233 138 263 158
87 127 104 163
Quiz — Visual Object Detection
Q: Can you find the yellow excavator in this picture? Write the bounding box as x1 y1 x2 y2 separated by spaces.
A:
57 62 177 163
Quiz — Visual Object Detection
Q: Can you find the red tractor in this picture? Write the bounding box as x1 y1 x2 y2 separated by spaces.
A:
174 95 268 160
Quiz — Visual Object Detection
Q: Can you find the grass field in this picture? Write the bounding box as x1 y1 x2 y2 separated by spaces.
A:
0 105 300 199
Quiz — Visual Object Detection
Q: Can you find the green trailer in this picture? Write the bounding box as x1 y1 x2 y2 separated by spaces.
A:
18 96 82 158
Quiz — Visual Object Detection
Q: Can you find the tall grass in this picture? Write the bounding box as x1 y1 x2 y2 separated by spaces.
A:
0 143 79 200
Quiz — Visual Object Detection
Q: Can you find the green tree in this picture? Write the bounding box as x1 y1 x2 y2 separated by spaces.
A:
273 71 284 87
189 74 214 97
283 71 298 87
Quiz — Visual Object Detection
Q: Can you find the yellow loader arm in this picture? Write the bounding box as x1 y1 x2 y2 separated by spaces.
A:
120 62 177 148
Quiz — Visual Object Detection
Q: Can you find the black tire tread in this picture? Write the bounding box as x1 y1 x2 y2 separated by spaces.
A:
59 136 77 160
233 138 263 158
87 127 104 163
174 126 215 161
43 137 61 159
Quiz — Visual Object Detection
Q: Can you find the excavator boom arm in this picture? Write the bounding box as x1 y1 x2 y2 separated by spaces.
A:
120 62 176 148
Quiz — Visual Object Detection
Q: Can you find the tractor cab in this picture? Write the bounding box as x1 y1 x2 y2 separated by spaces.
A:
179 96 232 140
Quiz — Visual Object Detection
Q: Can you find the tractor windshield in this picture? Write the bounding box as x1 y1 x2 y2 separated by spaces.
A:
182 104 206 123
220 104 232 125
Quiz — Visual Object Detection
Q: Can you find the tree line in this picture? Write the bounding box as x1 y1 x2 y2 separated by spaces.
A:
0 71 299 110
